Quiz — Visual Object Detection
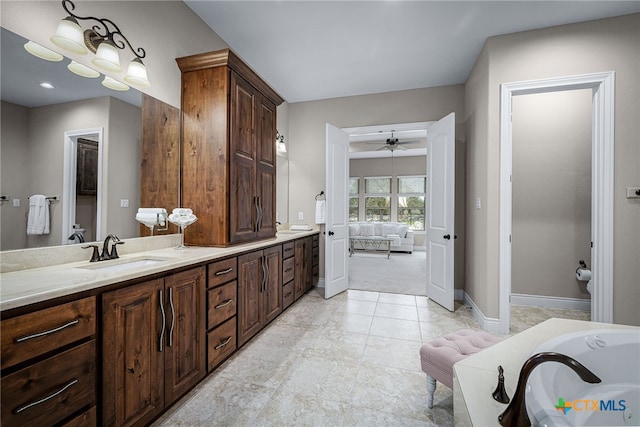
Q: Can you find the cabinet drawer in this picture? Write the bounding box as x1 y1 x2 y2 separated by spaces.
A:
208 281 237 328
207 317 237 370
1 296 96 370
282 242 295 259
312 252 319 267
282 257 295 284
312 234 319 247
1 340 96 427
283 281 294 309
208 257 237 288
62 406 96 427
312 265 319 277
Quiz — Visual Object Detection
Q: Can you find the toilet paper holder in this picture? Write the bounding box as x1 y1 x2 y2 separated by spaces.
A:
576 260 588 273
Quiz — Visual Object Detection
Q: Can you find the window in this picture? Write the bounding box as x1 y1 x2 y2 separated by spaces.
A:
365 177 391 222
397 176 426 230
349 178 359 222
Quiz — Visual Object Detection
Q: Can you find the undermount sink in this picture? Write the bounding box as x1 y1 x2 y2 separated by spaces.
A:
77 256 173 273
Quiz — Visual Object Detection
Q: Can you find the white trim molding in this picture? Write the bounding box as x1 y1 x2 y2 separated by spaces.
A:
510 293 591 312
499 71 615 334
463 292 501 334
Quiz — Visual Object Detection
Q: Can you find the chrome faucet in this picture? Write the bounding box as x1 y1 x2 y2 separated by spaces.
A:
498 352 601 427
101 234 121 260
68 232 85 244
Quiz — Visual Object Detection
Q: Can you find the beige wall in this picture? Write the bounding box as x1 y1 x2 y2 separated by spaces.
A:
512 90 592 300
0 102 30 250
465 13 640 325
288 85 465 278
0 1 229 108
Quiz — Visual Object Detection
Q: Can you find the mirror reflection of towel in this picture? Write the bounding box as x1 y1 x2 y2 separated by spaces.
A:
27 195 50 235
315 200 326 224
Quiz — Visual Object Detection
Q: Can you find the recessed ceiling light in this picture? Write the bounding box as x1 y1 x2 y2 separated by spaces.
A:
40 82 55 89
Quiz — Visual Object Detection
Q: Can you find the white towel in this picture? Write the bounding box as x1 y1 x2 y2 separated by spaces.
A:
315 200 326 224
27 195 50 235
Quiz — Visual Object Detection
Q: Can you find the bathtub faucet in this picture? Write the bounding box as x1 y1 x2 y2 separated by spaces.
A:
498 352 601 427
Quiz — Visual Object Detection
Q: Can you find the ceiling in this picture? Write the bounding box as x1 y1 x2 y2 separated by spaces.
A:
185 1 639 103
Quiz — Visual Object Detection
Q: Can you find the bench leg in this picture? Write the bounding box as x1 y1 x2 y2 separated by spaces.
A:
426 374 436 409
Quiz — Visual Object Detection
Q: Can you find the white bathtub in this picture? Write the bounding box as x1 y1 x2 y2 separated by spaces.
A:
525 329 640 427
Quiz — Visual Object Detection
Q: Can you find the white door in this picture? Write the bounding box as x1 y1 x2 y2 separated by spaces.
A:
324 124 350 299
426 113 455 311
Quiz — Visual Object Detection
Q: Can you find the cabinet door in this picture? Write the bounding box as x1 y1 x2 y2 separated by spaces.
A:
256 95 277 239
102 279 164 427
229 72 258 244
164 267 206 405
263 245 282 324
294 239 307 300
76 138 98 195
237 250 263 346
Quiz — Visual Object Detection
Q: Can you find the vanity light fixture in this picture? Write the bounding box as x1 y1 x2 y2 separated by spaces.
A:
67 60 100 78
50 0 150 87
23 41 63 62
276 130 286 153
101 76 129 91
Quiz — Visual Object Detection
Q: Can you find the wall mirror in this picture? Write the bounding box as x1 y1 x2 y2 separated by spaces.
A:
0 26 158 251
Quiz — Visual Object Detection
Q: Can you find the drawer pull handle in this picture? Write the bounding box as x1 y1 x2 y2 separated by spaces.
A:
284 292 293 298
14 378 79 414
215 267 233 276
284 268 293 273
159 290 165 352
168 287 175 348
214 336 232 350
214 299 233 309
15 319 79 343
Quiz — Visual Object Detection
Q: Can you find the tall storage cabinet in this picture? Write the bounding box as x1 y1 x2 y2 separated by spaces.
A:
177 49 283 247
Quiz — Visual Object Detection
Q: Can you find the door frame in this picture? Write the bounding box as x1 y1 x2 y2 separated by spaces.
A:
62 127 104 244
499 71 615 333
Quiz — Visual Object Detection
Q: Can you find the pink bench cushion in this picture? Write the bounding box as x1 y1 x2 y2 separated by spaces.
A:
420 329 502 389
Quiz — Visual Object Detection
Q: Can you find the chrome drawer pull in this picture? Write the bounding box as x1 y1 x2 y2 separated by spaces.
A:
284 292 293 298
214 299 233 309
284 268 293 273
214 267 233 276
15 319 79 343
168 287 175 347
214 336 232 350
14 378 79 414
159 290 165 352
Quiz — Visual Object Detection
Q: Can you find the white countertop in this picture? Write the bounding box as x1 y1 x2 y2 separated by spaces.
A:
0 230 319 312
453 318 638 426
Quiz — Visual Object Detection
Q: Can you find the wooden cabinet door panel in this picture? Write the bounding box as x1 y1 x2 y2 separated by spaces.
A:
294 240 306 300
263 245 282 324
1 341 96 427
207 317 237 371
237 251 263 346
102 279 164 427
256 96 276 239
164 267 206 405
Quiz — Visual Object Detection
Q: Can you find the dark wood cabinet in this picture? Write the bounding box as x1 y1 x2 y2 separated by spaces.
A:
102 267 205 427
177 49 283 247
294 237 314 300
206 258 238 371
76 138 98 196
237 246 282 346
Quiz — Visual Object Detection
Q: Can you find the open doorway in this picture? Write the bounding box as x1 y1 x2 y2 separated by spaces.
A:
499 72 615 333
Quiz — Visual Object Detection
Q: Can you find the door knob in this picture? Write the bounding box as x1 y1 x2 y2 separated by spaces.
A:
328 231 335 236
443 234 451 240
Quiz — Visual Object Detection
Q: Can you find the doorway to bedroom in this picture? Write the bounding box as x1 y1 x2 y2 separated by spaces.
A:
345 122 429 296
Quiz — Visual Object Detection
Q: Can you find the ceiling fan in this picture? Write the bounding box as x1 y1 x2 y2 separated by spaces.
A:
368 131 421 151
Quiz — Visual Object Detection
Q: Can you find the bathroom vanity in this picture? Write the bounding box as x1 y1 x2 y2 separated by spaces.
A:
0 231 319 427
453 318 639 426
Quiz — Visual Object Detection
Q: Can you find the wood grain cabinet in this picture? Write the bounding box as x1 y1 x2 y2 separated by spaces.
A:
207 258 238 370
238 246 282 346
294 237 314 300
102 267 206 427
176 49 283 247
0 297 97 427
76 138 98 196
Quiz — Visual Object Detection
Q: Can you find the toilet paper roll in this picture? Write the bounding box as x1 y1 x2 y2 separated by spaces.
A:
576 268 592 282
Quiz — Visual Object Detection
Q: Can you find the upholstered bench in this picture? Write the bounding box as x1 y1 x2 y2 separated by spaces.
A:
419 329 502 408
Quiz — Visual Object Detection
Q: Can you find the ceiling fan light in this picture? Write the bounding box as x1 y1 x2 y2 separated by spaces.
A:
91 40 122 72
101 76 129 91
124 58 151 87
68 61 100 78
24 41 63 62
50 16 87 55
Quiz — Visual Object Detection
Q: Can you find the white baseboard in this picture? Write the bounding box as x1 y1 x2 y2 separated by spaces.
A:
463 292 502 334
511 293 591 311
454 289 464 301
317 278 325 288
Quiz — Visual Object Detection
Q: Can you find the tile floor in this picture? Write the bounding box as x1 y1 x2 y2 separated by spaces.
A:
153 289 589 426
